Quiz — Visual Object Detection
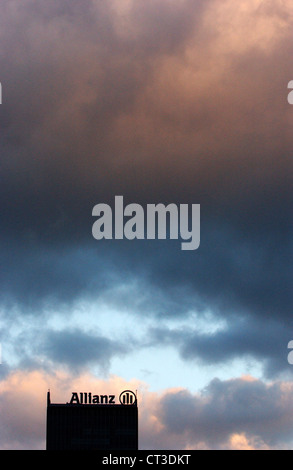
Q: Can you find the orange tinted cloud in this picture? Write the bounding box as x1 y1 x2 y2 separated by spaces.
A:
1 369 293 450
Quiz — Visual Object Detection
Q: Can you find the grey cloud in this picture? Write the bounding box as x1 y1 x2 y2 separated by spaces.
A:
40 328 129 370
158 377 293 448
147 314 293 378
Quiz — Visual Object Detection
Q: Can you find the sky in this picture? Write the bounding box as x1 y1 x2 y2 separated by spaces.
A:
0 0 293 450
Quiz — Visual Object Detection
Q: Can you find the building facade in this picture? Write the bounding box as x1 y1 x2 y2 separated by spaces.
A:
46 390 138 450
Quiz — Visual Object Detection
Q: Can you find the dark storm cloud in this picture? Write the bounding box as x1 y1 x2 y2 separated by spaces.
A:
0 240 117 312
0 0 209 238
0 0 292 378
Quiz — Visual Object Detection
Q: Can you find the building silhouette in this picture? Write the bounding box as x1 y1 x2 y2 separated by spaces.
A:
46 390 138 450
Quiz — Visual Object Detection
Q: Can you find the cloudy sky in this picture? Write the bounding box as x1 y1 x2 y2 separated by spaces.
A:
0 0 293 450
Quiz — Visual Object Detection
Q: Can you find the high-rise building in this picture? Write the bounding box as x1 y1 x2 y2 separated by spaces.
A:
46 390 138 450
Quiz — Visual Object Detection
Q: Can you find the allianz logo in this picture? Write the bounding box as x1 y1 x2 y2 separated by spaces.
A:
69 390 137 406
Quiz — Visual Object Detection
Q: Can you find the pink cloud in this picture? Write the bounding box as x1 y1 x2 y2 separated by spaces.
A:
1 370 293 450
